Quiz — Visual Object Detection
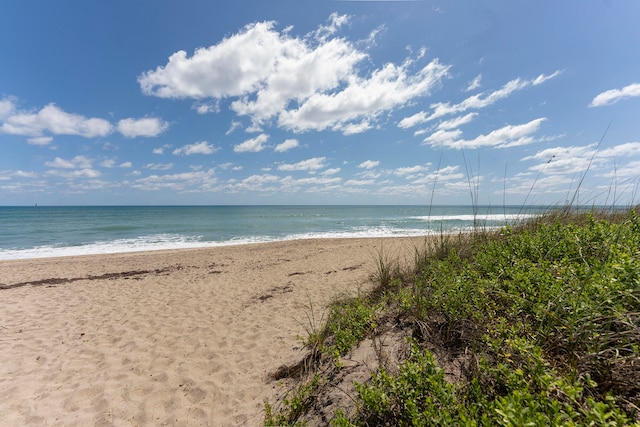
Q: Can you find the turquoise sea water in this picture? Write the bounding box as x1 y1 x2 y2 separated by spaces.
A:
0 205 543 260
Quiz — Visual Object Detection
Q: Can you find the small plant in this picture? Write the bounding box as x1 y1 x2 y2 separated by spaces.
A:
264 373 323 426
324 295 381 358
265 207 640 425
352 341 459 426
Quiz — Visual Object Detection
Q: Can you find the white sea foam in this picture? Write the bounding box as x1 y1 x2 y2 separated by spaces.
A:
0 206 546 260
0 228 432 260
412 213 538 222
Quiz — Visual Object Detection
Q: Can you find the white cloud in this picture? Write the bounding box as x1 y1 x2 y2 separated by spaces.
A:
358 160 380 169
44 155 100 179
130 169 217 192
590 83 640 107
295 176 342 186
411 165 464 184
603 160 640 179
144 163 174 171
139 21 287 99
0 97 16 118
172 140 219 156
100 159 133 168
242 174 281 185
322 168 341 175
45 168 101 179
15 170 38 179
397 111 429 129
234 133 269 153
1 103 112 138
345 179 375 186
274 138 299 153
153 144 172 155
45 155 93 169
523 144 598 175
398 72 561 129
423 118 547 149
394 165 428 176
598 141 640 157
277 157 327 171
532 70 562 85
437 112 477 130
465 74 482 92
192 101 220 114
0 100 167 141
523 141 640 176
101 159 116 168
139 15 450 135
278 59 450 134
226 121 242 135
117 117 169 138
27 136 54 146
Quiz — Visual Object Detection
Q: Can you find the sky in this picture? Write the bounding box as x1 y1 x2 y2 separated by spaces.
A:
1 1 639 206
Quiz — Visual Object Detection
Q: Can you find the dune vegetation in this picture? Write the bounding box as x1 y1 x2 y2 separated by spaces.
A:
265 207 640 426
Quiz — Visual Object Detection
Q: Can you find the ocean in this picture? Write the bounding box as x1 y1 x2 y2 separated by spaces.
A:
0 205 543 260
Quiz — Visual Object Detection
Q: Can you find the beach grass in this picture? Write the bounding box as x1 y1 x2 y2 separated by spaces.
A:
264 206 640 426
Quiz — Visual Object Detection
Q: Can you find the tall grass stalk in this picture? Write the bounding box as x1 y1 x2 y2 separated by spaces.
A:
265 134 640 424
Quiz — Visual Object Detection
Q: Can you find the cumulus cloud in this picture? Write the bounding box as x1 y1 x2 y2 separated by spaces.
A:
192 101 220 114
358 160 380 169
0 98 168 141
590 83 640 107
274 138 299 152
394 165 428 176
101 159 117 168
398 72 561 129
152 144 171 155
172 140 219 156
1 103 111 138
234 133 269 153
139 14 450 135
423 118 547 149
523 141 640 176
277 157 327 171
322 168 341 175
411 165 464 184
44 155 100 179
117 117 169 138
130 169 217 192
523 144 600 175
277 59 449 134
0 97 16 118
45 155 93 169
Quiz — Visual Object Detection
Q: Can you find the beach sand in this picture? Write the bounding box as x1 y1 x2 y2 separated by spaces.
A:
0 237 426 426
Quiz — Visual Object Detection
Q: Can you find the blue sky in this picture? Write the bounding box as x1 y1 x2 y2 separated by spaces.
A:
1 1 639 206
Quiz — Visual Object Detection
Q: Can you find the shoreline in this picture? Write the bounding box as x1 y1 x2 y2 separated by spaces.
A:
0 236 429 426
0 233 437 262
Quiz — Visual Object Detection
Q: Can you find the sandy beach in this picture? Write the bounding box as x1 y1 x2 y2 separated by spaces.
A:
0 237 425 426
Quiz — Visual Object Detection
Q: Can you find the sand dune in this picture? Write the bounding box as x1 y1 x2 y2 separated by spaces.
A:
0 237 424 426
